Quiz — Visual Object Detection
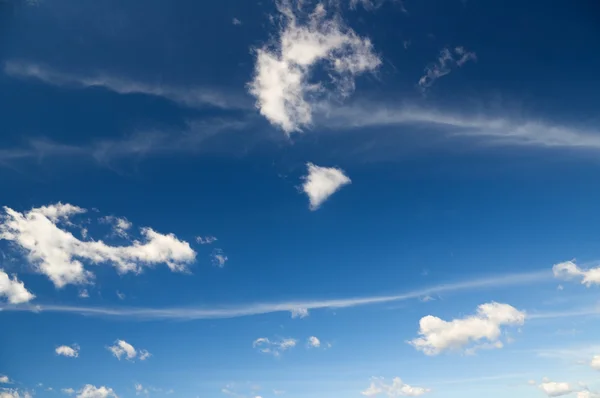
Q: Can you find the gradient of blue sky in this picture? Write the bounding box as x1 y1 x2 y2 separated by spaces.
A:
1 0 600 397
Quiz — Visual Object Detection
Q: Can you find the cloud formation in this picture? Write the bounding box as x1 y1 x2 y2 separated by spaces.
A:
302 163 351 210
196 236 217 245
211 248 228 268
248 1 380 133
418 47 476 91
409 302 526 355
290 307 309 318
307 336 321 348
100 216 132 238
253 337 297 356
553 260 600 287
107 340 150 361
56 345 79 358
538 380 573 397
362 377 430 397
0 270 35 304
75 385 118 398
0 203 196 288
0 376 10 384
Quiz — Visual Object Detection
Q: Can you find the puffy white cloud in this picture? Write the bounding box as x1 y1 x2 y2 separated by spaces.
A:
211 249 228 267
418 46 476 91
107 340 150 361
0 376 10 384
290 307 309 318
248 1 381 133
553 260 600 287
302 163 351 210
62 388 75 395
591 355 600 370
409 302 525 355
196 236 217 245
0 389 32 398
0 204 196 288
307 336 321 348
56 344 79 358
538 381 573 397
362 377 430 397
253 337 297 356
100 216 132 238
0 270 35 304
79 289 89 298
76 385 117 398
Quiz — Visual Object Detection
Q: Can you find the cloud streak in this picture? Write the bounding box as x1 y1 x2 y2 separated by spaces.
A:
0 269 552 320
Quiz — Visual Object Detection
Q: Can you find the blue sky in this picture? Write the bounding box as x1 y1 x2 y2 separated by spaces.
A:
1 0 600 397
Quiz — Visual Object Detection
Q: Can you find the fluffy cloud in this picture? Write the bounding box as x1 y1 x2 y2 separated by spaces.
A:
248 1 381 133
0 389 32 398
418 46 476 92
553 260 600 287
0 376 10 384
56 344 79 358
409 302 525 355
362 377 430 397
307 336 321 348
253 337 297 356
0 203 196 288
196 235 217 245
302 163 351 210
62 388 75 395
211 248 228 267
76 385 117 398
0 270 35 304
107 340 150 361
591 355 600 370
538 381 573 397
134 384 148 396
290 307 309 318
100 216 132 238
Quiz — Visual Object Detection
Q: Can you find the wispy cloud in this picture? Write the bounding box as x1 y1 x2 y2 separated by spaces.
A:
418 47 476 92
0 269 552 320
4 60 249 110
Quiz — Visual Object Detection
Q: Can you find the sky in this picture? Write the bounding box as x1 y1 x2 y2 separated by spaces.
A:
1 0 600 397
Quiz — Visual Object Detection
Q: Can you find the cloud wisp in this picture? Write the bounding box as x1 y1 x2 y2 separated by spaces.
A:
362 377 430 397
0 269 552 320
107 340 151 361
418 47 476 92
253 337 297 357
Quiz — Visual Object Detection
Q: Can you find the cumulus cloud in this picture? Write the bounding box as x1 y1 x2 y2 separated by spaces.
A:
76 385 118 398
0 376 10 384
253 337 297 356
107 340 150 361
0 270 35 304
248 1 381 133
362 377 430 397
290 307 309 318
100 216 132 238
553 260 600 287
211 248 228 267
409 302 525 355
591 355 600 370
79 289 89 298
307 336 321 348
196 236 217 245
56 344 79 358
538 381 573 397
0 203 196 288
418 46 476 91
302 163 351 210
62 388 75 395
0 389 32 398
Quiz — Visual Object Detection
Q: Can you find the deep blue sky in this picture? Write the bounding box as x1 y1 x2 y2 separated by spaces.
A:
1 1 600 398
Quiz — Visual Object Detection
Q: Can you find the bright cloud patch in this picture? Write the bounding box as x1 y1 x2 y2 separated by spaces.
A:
0 203 196 288
362 377 430 397
253 337 297 357
0 389 32 398
248 1 381 133
302 163 351 210
0 270 35 304
418 46 476 92
409 302 525 355
56 345 79 358
307 336 321 348
553 260 600 287
196 235 217 245
100 216 132 238
0 376 10 384
538 380 573 397
75 385 118 398
107 340 150 361
211 248 228 267
591 355 600 370
290 307 309 318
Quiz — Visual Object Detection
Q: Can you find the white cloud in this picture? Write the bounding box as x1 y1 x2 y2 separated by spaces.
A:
248 1 380 133
196 236 217 245
76 385 117 398
62 388 75 395
302 163 351 210
134 384 148 396
290 307 309 318
233 18 242 25
211 248 228 267
253 337 297 356
591 355 600 370
307 336 321 348
0 376 10 384
362 377 430 397
0 203 196 288
418 46 476 91
538 381 573 397
0 389 32 398
79 289 89 298
409 302 526 355
4 60 246 110
0 270 35 304
107 340 150 361
100 216 132 238
56 344 79 358
116 291 125 300
553 260 600 287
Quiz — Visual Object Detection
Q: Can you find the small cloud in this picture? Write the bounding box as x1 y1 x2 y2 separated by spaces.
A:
553 260 600 287
273 390 285 395
418 46 476 92
362 377 430 397
78 289 89 298
100 215 133 238
420 295 434 302
107 339 150 361
232 18 242 25
302 163 351 210
557 284 564 291
591 355 600 370
56 344 79 358
0 375 11 384
75 384 117 398
0 269 36 304
116 291 125 300
196 236 217 245
290 308 309 318
307 336 321 348
537 380 573 397
211 249 228 268
61 388 75 395
135 383 149 396
253 337 297 357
